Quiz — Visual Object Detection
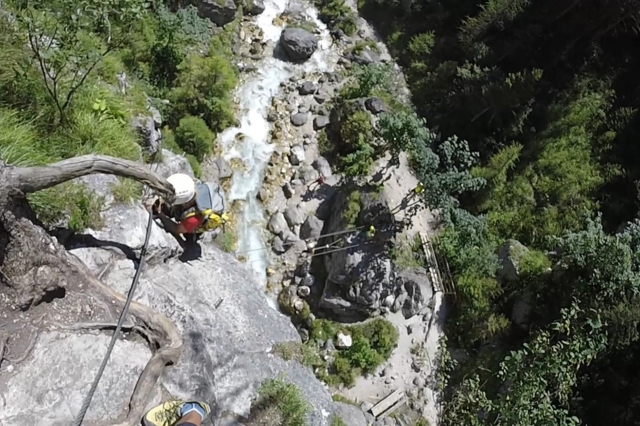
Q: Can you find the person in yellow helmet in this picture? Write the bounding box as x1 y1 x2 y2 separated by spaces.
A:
147 173 229 245
414 182 425 195
367 225 376 238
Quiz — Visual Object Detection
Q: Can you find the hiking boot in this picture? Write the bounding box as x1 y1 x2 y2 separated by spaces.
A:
142 400 211 426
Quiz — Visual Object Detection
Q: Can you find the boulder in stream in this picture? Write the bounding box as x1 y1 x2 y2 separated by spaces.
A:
242 0 265 15
195 0 238 26
280 28 318 62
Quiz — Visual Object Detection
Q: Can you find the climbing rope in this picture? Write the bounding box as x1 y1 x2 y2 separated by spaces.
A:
72 209 155 426
233 226 366 255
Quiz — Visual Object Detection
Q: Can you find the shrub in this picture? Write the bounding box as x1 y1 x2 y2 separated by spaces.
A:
308 318 399 387
343 191 362 228
186 154 202 178
331 414 348 426
255 378 309 426
170 46 237 133
315 0 357 36
175 115 215 161
337 110 375 176
110 178 143 204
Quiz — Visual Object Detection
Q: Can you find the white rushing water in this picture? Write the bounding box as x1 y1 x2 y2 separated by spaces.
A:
218 0 338 306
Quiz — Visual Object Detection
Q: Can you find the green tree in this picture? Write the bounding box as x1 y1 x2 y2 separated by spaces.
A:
14 0 149 125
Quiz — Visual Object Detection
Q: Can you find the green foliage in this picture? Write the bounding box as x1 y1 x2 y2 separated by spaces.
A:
330 414 348 426
341 63 394 100
256 378 310 426
391 233 425 269
12 0 149 124
339 110 374 176
110 178 143 204
308 318 399 387
343 191 362 227
218 227 238 253
169 45 237 133
314 0 357 36
175 115 215 161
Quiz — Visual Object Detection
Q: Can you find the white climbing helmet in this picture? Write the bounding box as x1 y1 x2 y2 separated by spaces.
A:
166 173 195 205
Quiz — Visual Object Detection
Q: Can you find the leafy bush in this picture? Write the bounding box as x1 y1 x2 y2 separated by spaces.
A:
175 115 215 161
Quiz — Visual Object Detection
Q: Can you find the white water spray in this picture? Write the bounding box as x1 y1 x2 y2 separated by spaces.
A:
218 0 338 306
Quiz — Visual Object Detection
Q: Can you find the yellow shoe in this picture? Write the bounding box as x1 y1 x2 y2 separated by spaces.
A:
142 400 211 426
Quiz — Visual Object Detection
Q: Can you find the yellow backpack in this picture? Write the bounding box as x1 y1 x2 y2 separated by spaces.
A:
181 181 228 233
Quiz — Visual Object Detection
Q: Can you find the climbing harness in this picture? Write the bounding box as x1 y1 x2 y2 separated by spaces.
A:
72 209 155 426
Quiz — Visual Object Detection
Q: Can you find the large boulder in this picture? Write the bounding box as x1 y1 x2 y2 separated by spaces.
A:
195 0 237 26
242 0 265 15
0 201 361 425
497 239 529 283
300 215 324 240
396 268 434 319
280 28 318 62
320 187 398 319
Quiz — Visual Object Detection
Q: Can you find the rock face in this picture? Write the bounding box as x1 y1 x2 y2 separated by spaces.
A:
132 114 161 155
153 149 195 179
320 188 398 319
195 0 237 26
280 28 318 62
0 200 361 425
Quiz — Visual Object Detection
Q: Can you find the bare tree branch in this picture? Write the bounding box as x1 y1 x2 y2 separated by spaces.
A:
4 154 175 200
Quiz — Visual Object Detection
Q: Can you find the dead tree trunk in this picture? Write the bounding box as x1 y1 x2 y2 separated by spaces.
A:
0 154 182 425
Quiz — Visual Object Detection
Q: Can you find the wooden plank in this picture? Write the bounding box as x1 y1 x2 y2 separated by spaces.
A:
370 388 405 418
377 396 407 420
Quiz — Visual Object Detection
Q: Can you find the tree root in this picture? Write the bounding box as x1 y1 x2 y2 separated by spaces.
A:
66 254 183 426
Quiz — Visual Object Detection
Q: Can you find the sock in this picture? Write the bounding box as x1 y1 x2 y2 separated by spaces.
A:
180 402 206 421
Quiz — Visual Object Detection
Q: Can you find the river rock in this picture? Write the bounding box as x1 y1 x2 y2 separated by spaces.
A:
283 182 295 198
257 188 269 202
242 0 265 15
314 91 328 104
196 0 238 26
300 216 323 239
267 111 278 122
297 286 311 297
313 115 330 130
302 274 316 287
280 28 318 62
289 145 305 166
298 165 318 184
285 205 304 227
283 230 300 244
212 157 232 179
299 81 316 95
291 112 309 127
312 157 332 177
272 236 286 254
268 212 288 236
365 97 386 114
398 268 433 319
